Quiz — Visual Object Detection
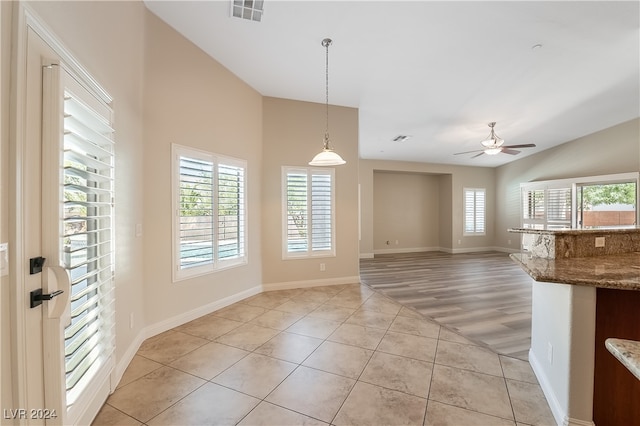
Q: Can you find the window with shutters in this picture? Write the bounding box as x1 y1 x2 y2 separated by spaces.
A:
172 144 246 281
464 188 486 235
282 167 335 259
520 173 639 231
62 82 115 408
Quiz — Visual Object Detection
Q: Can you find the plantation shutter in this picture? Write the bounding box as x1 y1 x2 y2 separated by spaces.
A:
286 171 308 253
546 187 572 229
62 84 115 407
218 163 245 260
177 154 214 270
464 188 485 235
522 188 545 229
284 167 335 257
521 186 571 230
311 173 332 251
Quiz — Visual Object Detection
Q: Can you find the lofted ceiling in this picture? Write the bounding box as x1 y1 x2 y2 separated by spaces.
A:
144 0 640 167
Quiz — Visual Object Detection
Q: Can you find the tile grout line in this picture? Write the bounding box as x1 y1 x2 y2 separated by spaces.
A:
104 282 549 425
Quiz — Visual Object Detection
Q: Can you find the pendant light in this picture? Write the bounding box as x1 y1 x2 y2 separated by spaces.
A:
309 38 346 166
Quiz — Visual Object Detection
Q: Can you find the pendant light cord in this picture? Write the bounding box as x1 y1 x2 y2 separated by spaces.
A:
322 38 332 149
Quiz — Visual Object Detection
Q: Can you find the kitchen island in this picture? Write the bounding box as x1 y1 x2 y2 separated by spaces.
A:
509 227 640 426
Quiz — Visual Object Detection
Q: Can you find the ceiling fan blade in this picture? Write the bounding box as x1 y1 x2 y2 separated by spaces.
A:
502 143 536 149
471 151 485 158
502 148 521 155
454 149 484 155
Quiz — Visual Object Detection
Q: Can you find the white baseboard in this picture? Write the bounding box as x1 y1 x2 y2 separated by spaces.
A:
529 349 564 426
529 349 595 426
445 246 518 254
372 246 440 255
367 247 518 256
491 246 520 254
565 418 596 426
113 284 262 390
113 331 147 392
143 285 262 339
262 275 361 292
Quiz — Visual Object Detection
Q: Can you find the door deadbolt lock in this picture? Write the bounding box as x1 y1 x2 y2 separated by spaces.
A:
30 288 64 308
30 256 46 274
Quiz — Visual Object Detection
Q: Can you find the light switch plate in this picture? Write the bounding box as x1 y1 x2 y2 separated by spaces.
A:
0 243 8 277
595 237 605 248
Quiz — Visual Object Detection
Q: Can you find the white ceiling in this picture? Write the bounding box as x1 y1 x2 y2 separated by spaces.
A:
144 0 640 167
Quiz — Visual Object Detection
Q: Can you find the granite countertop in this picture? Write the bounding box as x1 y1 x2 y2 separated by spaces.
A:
605 338 640 381
510 252 640 290
508 227 640 236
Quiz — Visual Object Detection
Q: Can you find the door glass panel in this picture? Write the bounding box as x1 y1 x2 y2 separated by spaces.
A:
576 182 637 229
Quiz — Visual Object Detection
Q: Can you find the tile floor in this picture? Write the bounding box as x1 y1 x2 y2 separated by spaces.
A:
93 284 556 426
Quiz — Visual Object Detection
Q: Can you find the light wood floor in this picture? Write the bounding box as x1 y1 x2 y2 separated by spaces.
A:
360 251 532 360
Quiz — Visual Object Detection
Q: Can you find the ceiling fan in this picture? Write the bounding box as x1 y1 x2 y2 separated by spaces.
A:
454 122 536 158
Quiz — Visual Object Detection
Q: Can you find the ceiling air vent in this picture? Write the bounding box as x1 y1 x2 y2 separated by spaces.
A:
392 135 411 142
231 0 264 22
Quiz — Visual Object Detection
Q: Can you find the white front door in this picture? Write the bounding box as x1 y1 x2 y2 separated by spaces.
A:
15 12 115 425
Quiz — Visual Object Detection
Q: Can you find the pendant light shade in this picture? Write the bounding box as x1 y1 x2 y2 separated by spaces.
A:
309 38 346 166
309 134 346 166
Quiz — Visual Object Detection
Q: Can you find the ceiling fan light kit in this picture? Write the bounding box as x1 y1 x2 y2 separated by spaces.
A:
454 122 536 158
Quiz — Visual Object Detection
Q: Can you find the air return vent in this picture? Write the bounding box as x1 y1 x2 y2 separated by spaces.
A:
392 135 411 142
231 0 264 22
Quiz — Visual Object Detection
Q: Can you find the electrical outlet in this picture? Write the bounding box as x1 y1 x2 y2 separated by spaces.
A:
508 239 512 245
547 342 553 364
458 239 461 245
395 240 399 245
320 263 325 272
595 237 605 248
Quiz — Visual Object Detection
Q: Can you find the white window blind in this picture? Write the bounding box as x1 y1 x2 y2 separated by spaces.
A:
522 188 546 229
283 167 335 258
546 188 572 229
177 154 214 270
172 145 247 281
218 163 245 260
464 188 486 235
62 86 115 407
521 186 572 230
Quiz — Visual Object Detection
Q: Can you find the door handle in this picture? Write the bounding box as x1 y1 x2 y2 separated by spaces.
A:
43 265 72 322
30 288 64 308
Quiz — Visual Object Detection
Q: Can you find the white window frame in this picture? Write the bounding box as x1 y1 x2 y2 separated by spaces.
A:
282 166 336 259
520 172 639 230
172 144 247 281
463 187 486 236
519 172 639 251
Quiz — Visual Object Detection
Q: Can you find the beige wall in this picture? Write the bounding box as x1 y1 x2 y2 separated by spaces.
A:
495 118 640 248
1 0 11 411
359 160 496 256
143 12 263 324
438 174 453 248
372 171 440 253
262 97 359 287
